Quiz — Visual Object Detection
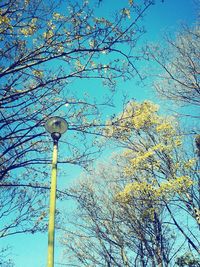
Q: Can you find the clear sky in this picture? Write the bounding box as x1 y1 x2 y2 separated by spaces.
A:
0 0 198 266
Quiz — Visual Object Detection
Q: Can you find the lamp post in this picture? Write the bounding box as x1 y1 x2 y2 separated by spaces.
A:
45 116 68 267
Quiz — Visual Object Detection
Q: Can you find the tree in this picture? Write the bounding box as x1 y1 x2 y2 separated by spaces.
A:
1 0 153 181
0 0 157 261
61 100 200 266
145 23 200 115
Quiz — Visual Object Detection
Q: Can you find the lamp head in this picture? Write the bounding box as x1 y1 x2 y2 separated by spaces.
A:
45 116 68 142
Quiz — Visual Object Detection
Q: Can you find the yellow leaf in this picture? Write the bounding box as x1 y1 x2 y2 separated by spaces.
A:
122 8 131 19
32 70 44 78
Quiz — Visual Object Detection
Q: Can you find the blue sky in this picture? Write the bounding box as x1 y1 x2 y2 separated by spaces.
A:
0 0 198 266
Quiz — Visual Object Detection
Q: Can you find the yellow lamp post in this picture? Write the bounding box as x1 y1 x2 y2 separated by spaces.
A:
45 116 68 267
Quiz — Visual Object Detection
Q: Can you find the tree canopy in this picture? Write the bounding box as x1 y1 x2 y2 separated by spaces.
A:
0 0 155 252
1 1 200 266
145 23 200 118
62 100 200 266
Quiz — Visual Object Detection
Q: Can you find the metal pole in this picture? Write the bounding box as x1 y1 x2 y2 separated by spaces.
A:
47 139 58 267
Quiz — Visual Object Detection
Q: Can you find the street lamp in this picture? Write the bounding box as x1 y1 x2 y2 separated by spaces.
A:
45 116 68 267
